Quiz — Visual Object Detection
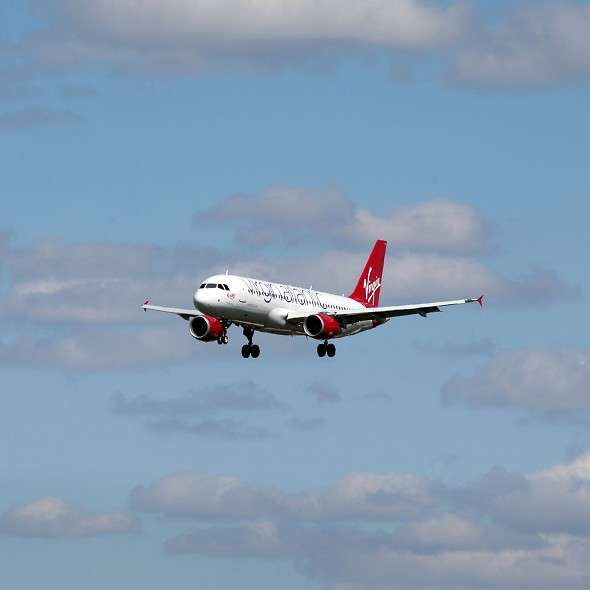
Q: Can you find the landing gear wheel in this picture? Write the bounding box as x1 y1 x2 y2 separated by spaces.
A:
317 343 326 358
326 343 336 358
223 335 229 344
241 328 260 359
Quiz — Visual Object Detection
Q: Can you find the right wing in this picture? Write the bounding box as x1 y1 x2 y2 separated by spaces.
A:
142 300 201 321
287 296 484 325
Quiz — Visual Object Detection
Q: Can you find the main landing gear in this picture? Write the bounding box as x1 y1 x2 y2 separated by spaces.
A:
241 327 260 359
317 340 336 358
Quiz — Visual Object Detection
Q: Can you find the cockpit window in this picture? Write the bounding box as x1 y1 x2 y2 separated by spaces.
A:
217 284 225 290
199 283 206 289
223 284 230 290
206 283 216 288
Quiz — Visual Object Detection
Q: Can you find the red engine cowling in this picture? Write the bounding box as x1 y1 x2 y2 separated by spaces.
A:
189 315 224 342
303 314 342 339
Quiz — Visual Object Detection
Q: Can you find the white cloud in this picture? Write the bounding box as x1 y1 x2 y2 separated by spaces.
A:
393 513 483 551
443 348 590 420
0 497 140 538
30 0 470 73
77 0 467 48
317 472 439 521
130 470 438 522
166 521 289 559
130 473 286 521
380 252 570 304
343 200 489 252
165 525 590 589
14 1 590 88
454 2 590 87
144 452 590 589
311 534 590 590
466 452 590 536
0 327 198 372
199 188 490 253
0 239 217 324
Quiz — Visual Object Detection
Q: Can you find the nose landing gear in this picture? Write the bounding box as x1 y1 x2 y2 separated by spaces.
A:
317 340 336 358
217 321 231 345
241 327 260 359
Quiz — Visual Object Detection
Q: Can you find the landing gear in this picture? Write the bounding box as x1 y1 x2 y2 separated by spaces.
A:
217 321 231 345
317 340 336 358
241 327 260 359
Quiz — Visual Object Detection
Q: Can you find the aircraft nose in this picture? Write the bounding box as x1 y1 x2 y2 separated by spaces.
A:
194 289 202 309
194 287 213 312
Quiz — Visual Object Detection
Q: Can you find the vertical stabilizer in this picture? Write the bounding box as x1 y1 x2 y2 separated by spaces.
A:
348 240 387 308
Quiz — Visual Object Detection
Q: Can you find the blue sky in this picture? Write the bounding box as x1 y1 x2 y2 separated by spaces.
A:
1 2 590 589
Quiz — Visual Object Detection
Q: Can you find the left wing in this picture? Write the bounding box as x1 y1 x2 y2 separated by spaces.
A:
142 300 201 321
287 296 484 324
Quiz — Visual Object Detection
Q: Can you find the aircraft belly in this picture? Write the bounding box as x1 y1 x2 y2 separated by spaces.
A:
336 319 380 338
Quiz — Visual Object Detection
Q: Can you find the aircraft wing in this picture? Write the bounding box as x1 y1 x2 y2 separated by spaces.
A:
287 296 484 324
142 300 201 320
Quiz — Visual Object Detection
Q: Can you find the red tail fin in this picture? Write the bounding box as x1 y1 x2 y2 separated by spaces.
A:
348 240 387 308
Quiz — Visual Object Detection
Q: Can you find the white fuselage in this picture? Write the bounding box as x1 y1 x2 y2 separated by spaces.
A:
194 274 382 337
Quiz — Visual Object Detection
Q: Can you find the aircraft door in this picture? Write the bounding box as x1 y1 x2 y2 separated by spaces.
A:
238 280 248 304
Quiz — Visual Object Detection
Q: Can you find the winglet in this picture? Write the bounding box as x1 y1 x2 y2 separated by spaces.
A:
477 295 484 308
143 299 149 311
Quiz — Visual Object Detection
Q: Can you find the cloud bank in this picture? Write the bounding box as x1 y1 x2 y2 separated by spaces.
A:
132 452 590 589
454 2 590 88
198 189 491 253
18 1 590 87
0 186 576 372
443 348 590 424
30 0 469 72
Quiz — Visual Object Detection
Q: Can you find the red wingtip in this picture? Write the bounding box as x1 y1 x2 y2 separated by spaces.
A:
477 295 484 308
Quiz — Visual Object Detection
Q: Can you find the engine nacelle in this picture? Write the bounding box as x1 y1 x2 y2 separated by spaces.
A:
303 314 342 339
189 315 224 342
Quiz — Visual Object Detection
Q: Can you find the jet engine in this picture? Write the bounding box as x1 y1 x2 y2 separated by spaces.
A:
303 314 342 339
189 315 224 342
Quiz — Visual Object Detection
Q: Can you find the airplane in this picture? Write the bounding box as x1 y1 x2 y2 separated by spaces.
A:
142 239 483 359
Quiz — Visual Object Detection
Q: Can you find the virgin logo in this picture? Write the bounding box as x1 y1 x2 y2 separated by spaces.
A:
363 267 381 305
